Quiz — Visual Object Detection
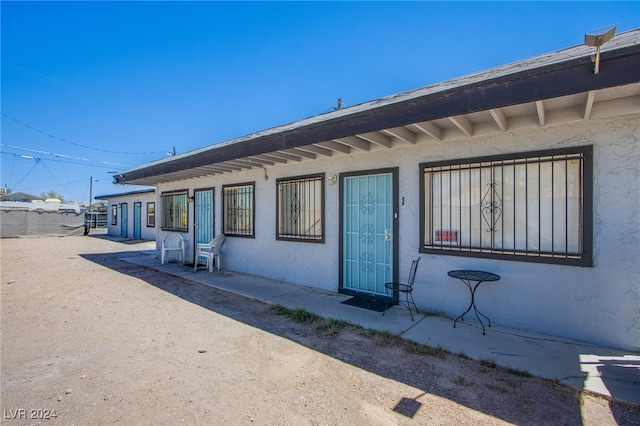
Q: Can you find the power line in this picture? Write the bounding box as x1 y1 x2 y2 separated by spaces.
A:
1 112 167 155
13 178 90 193
11 158 41 189
0 151 129 170
1 144 133 168
1 61 77 87
39 159 71 195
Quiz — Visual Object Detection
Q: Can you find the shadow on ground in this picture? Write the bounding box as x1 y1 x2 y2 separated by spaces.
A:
81 250 640 426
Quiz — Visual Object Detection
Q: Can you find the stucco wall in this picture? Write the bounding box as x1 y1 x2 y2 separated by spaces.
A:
103 193 157 241
157 113 640 351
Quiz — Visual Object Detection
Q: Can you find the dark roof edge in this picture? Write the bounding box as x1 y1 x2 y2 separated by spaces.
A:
116 39 640 185
95 188 156 200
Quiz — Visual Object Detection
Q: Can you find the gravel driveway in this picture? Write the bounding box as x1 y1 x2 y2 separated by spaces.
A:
1 236 638 425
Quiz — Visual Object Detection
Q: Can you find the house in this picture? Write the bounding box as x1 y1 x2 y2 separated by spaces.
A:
114 29 640 351
95 189 156 240
0 191 43 202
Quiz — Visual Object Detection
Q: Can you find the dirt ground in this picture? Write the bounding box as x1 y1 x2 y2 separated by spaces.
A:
1 236 639 425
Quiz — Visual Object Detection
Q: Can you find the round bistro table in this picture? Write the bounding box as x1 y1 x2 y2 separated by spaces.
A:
448 270 500 335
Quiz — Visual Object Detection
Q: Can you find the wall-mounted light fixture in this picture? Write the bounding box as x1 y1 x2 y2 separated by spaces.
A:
188 195 195 202
584 25 616 74
328 175 337 185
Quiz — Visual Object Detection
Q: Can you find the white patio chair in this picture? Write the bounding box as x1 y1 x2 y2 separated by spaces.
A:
161 233 185 264
194 234 225 272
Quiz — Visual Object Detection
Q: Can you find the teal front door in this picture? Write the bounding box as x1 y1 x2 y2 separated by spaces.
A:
133 202 141 239
340 168 398 297
194 188 215 251
120 203 128 238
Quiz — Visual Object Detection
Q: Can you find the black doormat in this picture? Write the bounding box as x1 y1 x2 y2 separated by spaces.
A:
341 296 390 312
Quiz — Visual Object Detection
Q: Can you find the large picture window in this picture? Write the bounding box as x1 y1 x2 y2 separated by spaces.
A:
222 183 254 237
161 190 188 231
420 146 592 266
276 174 324 242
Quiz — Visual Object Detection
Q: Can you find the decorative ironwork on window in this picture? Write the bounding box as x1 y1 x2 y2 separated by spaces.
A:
223 183 254 237
160 191 188 231
481 182 503 233
276 174 324 242
420 146 593 266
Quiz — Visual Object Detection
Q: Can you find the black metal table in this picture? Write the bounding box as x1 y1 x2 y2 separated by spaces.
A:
448 270 500 334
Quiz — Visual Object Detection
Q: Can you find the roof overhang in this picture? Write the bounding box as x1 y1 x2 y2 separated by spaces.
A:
95 188 156 200
115 29 640 186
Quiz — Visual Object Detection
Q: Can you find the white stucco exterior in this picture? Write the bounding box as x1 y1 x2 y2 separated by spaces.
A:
156 112 639 351
118 31 639 351
97 190 157 241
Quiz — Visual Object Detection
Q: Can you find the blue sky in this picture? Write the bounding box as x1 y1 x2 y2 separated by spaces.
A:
2 1 638 203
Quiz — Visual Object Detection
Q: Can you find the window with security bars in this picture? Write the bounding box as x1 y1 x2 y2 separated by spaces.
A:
420 146 592 266
222 183 254 237
276 174 324 242
161 191 188 231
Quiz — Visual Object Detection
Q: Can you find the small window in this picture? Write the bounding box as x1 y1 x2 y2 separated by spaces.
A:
147 202 155 227
276 174 324 242
111 205 117 225
161 190 188 231
222 183 254 237
420 146 592 266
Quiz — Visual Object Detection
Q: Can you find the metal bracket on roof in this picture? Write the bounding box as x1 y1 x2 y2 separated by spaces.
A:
584 25 617 74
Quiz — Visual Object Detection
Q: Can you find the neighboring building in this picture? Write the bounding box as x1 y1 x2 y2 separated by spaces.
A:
95 189 156 240
0 191 43 202
114 30 640 351
85 200 108 229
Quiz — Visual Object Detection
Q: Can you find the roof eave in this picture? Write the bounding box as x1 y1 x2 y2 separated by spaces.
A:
115 42 640 185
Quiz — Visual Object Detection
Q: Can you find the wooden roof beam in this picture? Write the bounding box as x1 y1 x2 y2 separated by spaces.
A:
282 148 316 159
584 90 596 119
536 100 546 126
296 144 333 157
246 157 275 166
314 140 351 154
197 168 226 175
489 108 508 131
381 126 416 144
413 120 442 140
166 171 202 179
251 154 287 164
217 161 249 170
449 115 473 137
332 136 370 151
198 163 238 172
271 151 302 162
357 131 392 148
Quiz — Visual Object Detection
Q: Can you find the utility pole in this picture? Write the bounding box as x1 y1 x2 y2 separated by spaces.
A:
89 176 93 213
